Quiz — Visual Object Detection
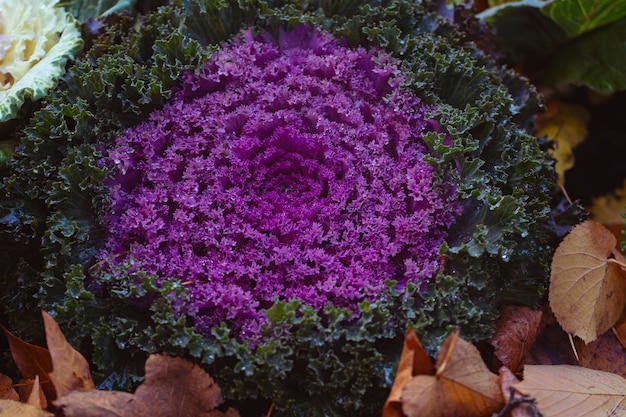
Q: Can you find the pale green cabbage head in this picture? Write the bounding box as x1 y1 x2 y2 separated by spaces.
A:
0 0 83 122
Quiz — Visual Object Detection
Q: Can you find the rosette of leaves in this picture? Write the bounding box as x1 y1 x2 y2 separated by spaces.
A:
0 0 574 415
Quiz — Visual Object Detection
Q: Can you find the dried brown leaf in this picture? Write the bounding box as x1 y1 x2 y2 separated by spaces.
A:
0 375 18 402
515 365 626 417
382 329 434 417
499 367 540 417
27 376 47 410
42 310 95 397
0 325 55 400
55 354 240 417
401 331 504 417
549 220 626 343
0 399 53 417
580 333 626 378
491 305 542 372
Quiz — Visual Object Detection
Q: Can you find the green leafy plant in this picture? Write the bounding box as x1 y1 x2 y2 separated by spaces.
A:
0 0 580 415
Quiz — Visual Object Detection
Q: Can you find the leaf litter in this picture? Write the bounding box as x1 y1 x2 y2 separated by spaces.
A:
0 311 240 417
386 330 505 417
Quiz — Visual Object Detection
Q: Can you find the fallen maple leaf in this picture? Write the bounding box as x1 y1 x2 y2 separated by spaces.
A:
1 325 55 400
42 310 95 397
549 220 626 343
400 331 504 417
0 399 52 417
0 375 18 401
55 354 240 417
491 305 542 372
514 365 626 417
382 329 435 417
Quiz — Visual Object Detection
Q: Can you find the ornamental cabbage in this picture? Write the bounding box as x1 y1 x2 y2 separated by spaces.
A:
0 0 579 415
100 26 460 342
0 0 83 122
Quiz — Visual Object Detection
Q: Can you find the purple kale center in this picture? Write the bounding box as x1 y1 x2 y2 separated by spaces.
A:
100 26 460 340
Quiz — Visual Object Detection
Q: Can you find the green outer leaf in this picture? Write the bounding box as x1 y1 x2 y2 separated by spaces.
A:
541 0 626 37
479 0 626 37
0 14 83 122
477 2 568 66
544 16 626 94
478 0 626 93
477 0 551 20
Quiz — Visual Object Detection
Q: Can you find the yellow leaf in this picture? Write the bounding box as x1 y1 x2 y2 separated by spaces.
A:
535 100 589 185
0 399 52 417
401 331 504 417
549 220 626 343
42 310 95 397
589 180 626 249
589 180 626 226
514 365 626 417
